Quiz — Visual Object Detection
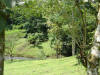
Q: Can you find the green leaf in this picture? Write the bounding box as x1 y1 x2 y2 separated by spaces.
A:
4 0 12 8
0 0 12 8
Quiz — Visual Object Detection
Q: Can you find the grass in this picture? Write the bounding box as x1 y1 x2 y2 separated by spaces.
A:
13 39 56 58
4 56 86 75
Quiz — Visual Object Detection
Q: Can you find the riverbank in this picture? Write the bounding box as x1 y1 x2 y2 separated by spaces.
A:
4 56 36 60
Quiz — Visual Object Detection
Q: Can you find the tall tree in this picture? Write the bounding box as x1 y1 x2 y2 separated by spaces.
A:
87 1 100 75
72 7 76 56
0 0 12 75
75 0 100 75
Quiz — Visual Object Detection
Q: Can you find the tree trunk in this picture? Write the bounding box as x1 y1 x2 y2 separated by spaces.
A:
0 30 5 75
56 48 59 59
87 2 100 75
87 62 99 75
72 37 75 56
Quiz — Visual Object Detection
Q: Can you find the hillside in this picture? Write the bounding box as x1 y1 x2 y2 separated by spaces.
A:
5 29 56 58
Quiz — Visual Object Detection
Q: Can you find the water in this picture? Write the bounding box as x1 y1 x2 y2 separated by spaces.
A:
4 56 36 60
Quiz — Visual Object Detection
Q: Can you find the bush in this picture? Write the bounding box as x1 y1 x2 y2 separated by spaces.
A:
28 33 45 46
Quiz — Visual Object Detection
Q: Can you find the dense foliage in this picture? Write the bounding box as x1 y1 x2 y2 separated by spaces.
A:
7 0 97 58
8 2 48 46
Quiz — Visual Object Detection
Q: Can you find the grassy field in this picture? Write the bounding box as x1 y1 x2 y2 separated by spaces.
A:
5 30 86 75
4 56 86 75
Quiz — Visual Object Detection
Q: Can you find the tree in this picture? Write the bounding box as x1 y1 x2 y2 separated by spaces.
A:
41 0 74 57
0 0 12 75
87 1 100 75
75 0 100 75
6 40 14 62
8 1 48 46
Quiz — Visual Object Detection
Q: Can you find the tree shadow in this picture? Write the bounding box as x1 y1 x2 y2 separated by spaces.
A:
36 45 43 49
73 63 79 66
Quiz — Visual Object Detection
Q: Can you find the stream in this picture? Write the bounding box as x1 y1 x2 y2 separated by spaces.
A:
4 56 37 60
